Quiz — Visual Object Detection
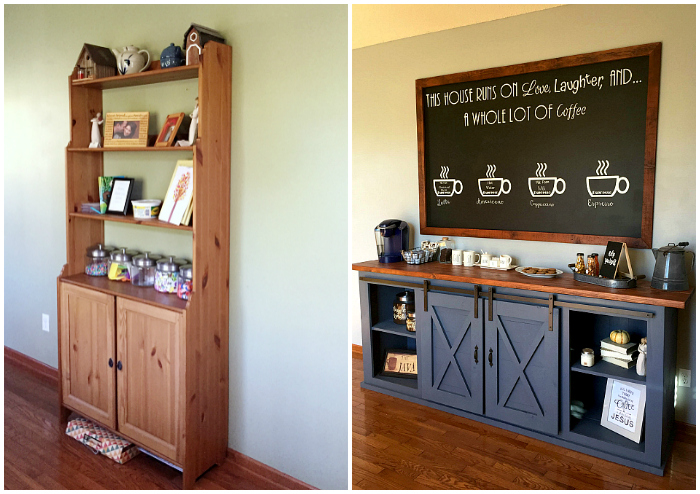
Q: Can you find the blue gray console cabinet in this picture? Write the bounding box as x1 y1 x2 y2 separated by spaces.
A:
353 261 693 476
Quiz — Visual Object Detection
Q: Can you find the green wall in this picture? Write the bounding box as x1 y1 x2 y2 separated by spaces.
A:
5 4 348 489
352 4 695 424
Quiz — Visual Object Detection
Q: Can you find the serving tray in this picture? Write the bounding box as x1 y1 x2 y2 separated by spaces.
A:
567 264 643 289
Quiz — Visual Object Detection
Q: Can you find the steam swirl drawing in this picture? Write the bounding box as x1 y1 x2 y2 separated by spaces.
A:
528 162 566 198
433 166 463 197
587 160 629 197
478 164 511 197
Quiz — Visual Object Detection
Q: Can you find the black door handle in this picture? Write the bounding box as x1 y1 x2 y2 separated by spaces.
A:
117 361 122 371
108 358 114 368
488 348 493 367
474 345 478 364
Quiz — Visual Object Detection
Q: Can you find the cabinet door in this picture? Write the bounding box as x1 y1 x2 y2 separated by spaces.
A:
116 298 185 462
485 300 559 435
420 291 483 414
60 283 116 428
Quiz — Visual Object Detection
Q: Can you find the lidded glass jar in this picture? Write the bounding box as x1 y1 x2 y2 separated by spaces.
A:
177 264 194 300
108 248 140 282
393 291 415 324
575 253 586 274
438 237 455 264
586 255 597 277
85 244 114 277
155 256 180 293
129 252 161 287
406 310 416 332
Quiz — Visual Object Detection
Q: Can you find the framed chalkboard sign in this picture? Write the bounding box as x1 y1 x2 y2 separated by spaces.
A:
416 43 661 248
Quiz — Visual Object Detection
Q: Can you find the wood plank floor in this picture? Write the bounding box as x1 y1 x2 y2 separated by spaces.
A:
352 355 696 490
4 359 274 490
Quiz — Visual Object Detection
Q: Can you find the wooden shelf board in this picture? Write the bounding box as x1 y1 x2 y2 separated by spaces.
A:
571 360 646 384
570 410 645 453
352 260 694 309
60 273 188 312
372 319 417 339
373 374 419 390
68 146 194 153
71 64 199 89
70 212 192 232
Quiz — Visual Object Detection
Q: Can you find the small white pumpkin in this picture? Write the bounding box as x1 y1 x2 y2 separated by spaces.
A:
610 330 630 345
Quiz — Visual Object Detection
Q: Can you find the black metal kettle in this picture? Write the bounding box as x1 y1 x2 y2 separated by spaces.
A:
651 242 694 291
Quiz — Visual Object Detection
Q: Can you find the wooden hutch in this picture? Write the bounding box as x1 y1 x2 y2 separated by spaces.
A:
57 42 231 488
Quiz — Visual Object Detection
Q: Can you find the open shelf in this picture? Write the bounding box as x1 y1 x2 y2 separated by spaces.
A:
61 273 188 312
71 64 199 90
70 212 193 232
570 407 645 453
571 360 646 384
67 146 194 153
373 374 418 389
371 319 417 339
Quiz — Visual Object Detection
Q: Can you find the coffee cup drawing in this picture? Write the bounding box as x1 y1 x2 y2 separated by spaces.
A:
478 164 511 197
529 162 566 197
433 166 463 197
587 160 629 197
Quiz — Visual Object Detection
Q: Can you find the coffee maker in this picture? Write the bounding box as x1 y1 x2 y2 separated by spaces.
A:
375 219 409 263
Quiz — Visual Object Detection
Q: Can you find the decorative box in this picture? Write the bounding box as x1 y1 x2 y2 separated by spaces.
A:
65 417 140 464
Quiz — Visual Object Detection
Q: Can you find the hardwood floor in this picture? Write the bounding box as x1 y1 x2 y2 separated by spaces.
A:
352 355 696 490
4 358 280 489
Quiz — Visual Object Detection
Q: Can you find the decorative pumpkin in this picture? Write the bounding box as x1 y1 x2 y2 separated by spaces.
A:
610 330 630 345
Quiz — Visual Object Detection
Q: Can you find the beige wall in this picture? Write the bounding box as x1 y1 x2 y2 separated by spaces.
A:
352 4 695 423
5 5 348 488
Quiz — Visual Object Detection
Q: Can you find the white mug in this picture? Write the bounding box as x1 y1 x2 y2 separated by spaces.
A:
463 250 480 267
480 253 492 267
499 255 513 268
451 249 463 265
489 258 500 268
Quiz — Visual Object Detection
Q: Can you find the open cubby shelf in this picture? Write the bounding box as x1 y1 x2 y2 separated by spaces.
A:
570 407 645 453
571 360 646 384
371 318 417 339
374 374 418 389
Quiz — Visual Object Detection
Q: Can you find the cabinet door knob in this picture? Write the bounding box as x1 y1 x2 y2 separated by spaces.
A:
474 345 478 364
488 348 493 367
108 358 114 368
117 361 123 371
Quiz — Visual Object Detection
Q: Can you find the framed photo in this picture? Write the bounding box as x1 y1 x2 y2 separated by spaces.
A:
104 112 149 147
381 349 417 379
158 160 194 225
107 178 135 215
600 379 646 443
155 112 185 147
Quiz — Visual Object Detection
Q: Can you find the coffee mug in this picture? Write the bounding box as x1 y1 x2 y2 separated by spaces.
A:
451 249 463 265
480 253 492 267
528 177 566 197
478 178 511 197
586 175 629 197
499 254 513 268
463 250 480 267
434 178 463 197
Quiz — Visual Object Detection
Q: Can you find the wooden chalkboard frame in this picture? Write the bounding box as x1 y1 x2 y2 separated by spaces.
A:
416 43 661 249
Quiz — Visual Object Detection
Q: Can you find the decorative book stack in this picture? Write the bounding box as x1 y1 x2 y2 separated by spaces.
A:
600 337 639 368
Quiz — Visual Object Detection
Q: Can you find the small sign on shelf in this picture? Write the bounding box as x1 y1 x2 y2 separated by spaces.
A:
600 378 646 443
381 349 417 379
600 241 634 279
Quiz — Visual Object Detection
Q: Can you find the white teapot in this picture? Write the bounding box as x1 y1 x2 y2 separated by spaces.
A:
112 45 151 75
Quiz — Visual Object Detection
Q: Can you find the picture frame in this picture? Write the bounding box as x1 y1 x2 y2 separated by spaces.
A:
600 378 646 443
158 160 194 225
155 112 185 147
106 178 135 215
104 112 149 147
381 349 418 379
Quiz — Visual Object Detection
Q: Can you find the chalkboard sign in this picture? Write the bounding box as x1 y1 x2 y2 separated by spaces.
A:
416 43 661 248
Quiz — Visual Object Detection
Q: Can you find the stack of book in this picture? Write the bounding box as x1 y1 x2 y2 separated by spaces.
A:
600 337 638 368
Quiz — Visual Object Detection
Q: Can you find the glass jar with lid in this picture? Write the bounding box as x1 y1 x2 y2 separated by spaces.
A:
393 291 415 324
85 244 114 277
438 237 455 264
574 253 586 274
177 264 194 300
129 252 161 287
406 310 416 332
155 256 181 293
108 248 140 282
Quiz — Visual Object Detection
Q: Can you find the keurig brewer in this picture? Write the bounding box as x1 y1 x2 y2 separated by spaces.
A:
375 219 409 263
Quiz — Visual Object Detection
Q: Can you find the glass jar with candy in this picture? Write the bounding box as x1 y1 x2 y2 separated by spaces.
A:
108 248 140 282
155 256 181 293
177 264 193 300
85 244 114 277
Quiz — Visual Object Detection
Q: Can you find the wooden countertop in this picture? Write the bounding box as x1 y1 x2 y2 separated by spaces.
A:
352 260 694 309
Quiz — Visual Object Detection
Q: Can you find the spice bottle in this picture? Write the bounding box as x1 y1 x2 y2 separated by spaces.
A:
574 253 586 274
586 255 597 276
592 253 600 277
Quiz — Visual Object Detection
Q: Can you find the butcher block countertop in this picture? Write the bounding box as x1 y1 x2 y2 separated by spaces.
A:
352 260 694 309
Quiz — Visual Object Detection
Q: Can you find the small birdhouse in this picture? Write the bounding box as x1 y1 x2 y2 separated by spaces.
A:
183 24 226 66
74 44 117 81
